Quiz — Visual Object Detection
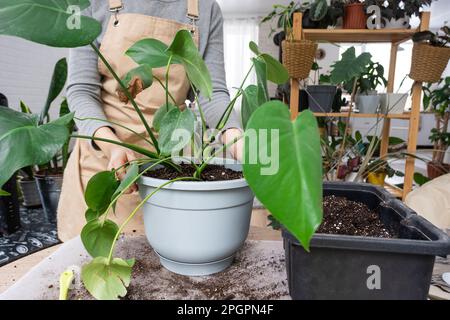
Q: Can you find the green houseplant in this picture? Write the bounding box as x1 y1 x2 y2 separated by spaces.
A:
423 77 450 179
0 0 323 300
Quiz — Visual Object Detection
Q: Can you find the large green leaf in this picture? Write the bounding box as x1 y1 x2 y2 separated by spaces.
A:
0 108 73 192
0 0 102 48
241 85 259 129
82 257 134 300
260 53 289 85
152 103 177 132
310 0 328 21
84 171 119 214
330 47 372 85
126 38 180 68
243 101 323 250
158 108 196 155
81 218 119 258
167 30 213 99
40 58 67 123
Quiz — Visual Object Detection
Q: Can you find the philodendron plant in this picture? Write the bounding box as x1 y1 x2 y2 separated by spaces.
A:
0 0 323 300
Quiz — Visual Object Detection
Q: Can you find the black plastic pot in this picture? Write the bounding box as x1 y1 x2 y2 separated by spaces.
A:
283 182 450 300
18 178 42 208
0 175 21 235
306 85 337 113
35 174 63 223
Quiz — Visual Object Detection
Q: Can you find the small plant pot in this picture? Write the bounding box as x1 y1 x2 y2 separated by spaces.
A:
18 178 42 208
427 161 450 180
138 158 254 276
0 174 21 235
410 43 450 83
282 40 318 80
283 182 450 300
366 172 386 186
35 173 63 224
356 94 381 114
306 85 337 113
343 3 367 29
379 93 408 114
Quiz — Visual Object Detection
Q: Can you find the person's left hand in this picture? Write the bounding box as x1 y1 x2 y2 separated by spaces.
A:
221 128 244 162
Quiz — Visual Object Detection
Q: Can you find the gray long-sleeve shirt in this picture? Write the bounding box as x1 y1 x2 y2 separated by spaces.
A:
67 0 240 138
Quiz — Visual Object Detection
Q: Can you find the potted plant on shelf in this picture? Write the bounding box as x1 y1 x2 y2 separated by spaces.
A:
422 77 450 179
342 0 367 29
305 65 338 113
364 158 404 186
350 61 388 114
410 25 450 83
365 0 434 29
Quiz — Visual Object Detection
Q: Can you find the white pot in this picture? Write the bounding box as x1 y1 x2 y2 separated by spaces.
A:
138 158 254 276
379 93 408 114
356 95 381 114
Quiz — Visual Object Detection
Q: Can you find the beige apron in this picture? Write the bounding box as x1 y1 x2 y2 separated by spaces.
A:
58 0 200 241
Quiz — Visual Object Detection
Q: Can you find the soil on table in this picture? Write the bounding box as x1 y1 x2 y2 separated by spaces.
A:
69 237 289 300
317 195 397 238
145 164 243 181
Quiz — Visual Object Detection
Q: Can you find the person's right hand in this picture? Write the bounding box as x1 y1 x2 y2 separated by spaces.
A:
94 127 138 194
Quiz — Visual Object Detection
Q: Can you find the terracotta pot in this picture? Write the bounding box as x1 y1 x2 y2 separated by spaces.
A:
427 161 450 180
367 172 386 186
343 3 367 29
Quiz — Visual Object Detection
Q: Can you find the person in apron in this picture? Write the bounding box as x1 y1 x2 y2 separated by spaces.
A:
58 0 243 241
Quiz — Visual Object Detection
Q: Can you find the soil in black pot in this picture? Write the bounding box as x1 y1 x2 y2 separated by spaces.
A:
145 164 243 181
317 195 397 238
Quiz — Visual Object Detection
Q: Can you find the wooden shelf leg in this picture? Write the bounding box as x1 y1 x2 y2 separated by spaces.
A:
403 82 422 200
290 79 300 120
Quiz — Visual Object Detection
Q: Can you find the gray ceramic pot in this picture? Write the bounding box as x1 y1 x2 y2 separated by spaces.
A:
35 174 63 223
18 178 42 207
356 94 381 114
138 159 254 276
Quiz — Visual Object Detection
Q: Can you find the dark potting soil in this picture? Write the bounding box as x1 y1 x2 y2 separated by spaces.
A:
317 195 397 238
145 164 243 181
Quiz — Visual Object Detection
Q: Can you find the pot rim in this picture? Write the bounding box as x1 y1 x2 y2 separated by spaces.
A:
139 158 249 191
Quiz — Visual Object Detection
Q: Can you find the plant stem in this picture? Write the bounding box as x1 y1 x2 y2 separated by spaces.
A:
90 43 160 154
107 177 194 264
154 76 177 105
165 56 173 109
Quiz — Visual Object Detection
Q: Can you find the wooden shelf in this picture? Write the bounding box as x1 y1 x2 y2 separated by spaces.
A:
313 112 411 119
303 28 416 43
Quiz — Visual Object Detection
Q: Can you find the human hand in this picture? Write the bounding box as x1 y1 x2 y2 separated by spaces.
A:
221 128 244 162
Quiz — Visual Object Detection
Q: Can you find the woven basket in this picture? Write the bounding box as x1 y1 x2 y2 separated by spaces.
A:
282 40 318 80
410 43 450 83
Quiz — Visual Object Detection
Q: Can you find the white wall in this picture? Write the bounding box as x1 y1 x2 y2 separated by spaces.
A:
0 36 68 119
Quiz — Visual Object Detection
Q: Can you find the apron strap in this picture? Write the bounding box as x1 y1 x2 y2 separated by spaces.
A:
187 0 199 19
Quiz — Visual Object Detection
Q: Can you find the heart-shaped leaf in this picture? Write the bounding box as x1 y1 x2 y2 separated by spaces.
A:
243 101 323 250
126 38 180 68
0 0 102 48
117 64 153 103
249 41 261 56
260 54 289 85
241 85 259 129
330 47 372 85
85 208 99 222
153 103 177 132
0 108 73 192
81 218 119 258
81 256 134 300
158 108 195 155
84 171 119 214
112 163 139 200
168 30 213 99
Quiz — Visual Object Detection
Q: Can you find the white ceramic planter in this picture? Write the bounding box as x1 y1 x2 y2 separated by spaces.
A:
356 94 381 114
379 93 408 114
138 159 254 276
